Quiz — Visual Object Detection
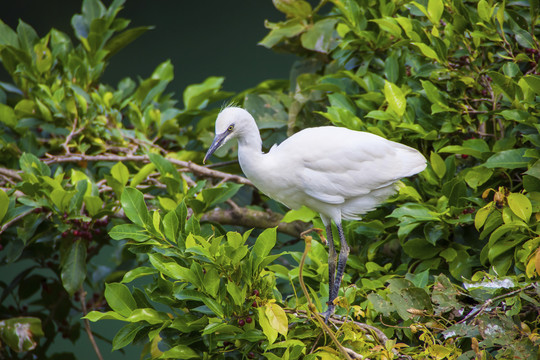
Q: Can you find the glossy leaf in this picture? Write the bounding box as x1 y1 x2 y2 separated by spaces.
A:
383 81 406 116
121 187 151 228
60 239 87 296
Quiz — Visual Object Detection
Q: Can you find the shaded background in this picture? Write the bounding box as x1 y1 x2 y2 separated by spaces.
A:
0 0 296 98
0 1 295 358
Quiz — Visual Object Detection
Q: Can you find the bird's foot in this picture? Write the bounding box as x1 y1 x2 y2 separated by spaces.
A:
321 303 335 324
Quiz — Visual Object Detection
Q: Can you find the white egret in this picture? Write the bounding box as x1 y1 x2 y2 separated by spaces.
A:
204 107 426 319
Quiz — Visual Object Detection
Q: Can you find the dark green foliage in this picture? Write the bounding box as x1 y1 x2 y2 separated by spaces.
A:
0 0 539 359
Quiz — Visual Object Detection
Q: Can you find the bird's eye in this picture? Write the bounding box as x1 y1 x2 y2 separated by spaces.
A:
228 125 234 131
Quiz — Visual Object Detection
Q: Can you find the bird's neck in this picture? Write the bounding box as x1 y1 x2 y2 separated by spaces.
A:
237 129 264 176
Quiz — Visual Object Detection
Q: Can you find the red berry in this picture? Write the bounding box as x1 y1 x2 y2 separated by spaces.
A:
252 289 259 296
62 231 69 238
461 154 469 159
252 301 258 308
73 230 80 236
248 352 256 359
246 317 252 324
238 319 245 326
0 244 3 251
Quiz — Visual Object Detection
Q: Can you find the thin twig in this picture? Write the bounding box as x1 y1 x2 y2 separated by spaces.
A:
0 167 22 181
458 283 536 324
79 287 104 360
62 118 84 154
0 208 34 234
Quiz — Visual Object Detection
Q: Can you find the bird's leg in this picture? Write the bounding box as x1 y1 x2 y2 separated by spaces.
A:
326 224 337 308
331 223 350 309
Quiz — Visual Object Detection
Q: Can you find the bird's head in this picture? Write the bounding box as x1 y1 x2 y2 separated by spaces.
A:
203 107 253 164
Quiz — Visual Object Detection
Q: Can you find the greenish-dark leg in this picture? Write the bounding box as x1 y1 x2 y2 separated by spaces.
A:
325 224 337 320
331 223 350 307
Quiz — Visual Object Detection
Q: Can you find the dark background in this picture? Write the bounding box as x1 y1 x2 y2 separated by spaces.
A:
0 1 294 358
0 0 296 97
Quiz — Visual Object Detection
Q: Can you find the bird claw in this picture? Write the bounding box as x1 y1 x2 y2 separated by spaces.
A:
321 303 335 324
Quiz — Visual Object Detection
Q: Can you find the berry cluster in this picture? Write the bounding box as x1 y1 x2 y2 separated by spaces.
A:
61 214 109 244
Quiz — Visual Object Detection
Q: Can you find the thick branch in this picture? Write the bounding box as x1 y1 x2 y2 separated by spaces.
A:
201 207 309 237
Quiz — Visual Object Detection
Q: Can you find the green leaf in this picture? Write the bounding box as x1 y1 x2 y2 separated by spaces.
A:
475 206 492 230
174 289 224 318
149 253 199 285
477 0 493 22
383 81 406 116
371 18 402 37
0 317 43 352
523 75 540 95
160 345 200 359
105 283 137 317
226 281 245 306
84 196 103 216
281 206 317 223
0 189 9 223
300 18 337 53
430 152 446 178
111 162 129 186
402 238 440 259
0 103 17 129
69 180 88 213
258 19 305 49
484 149 531 169
84 311 127 322
412 42 441 62
183 76 224 110
163 209 180 243
525 160 540 180
253 227 277 259
112 323 144 351
464 166 493 190
122 267 158 283
507 193 532 222
20 153 50 176
488 71 519 100
121 187 151 228
125 308 166 324
60 239 87 296
428 0 444 23
273 0 312 18
109 224 150 242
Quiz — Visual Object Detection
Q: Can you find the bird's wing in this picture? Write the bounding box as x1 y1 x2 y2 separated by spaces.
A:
272 127 425 204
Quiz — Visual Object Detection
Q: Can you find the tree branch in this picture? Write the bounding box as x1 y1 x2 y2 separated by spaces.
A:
201 207 309 237
41 153 253 186
79 287 104 360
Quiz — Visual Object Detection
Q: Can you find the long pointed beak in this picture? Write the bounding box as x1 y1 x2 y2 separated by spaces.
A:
203 131 229 164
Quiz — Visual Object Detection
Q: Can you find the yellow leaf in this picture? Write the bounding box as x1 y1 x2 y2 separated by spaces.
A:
383 81 406 116
257 307 278 344
507 193 532 222
265 303 288 337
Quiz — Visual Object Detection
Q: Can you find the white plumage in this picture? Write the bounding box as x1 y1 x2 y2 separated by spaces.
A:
204 107 426 319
